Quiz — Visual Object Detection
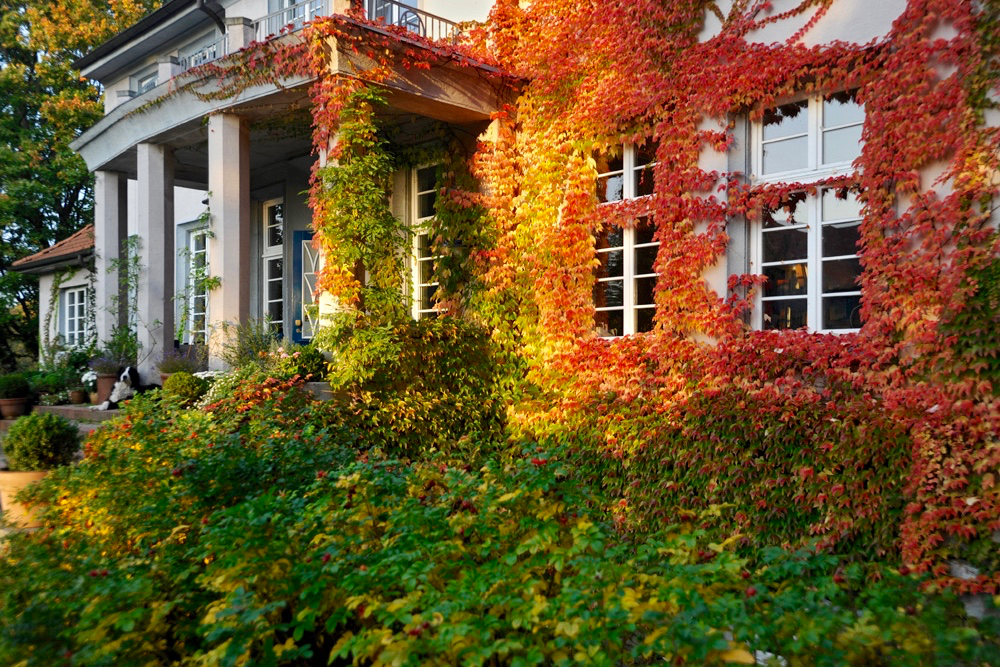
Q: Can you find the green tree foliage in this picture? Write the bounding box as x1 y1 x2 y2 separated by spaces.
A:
0 0 158 369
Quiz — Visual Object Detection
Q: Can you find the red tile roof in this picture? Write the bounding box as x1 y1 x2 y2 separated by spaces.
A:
11 225 95 272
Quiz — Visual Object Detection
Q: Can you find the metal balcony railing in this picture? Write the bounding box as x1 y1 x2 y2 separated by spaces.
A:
170 0 461 81
365 0 461 42
178 34 229 72
253 0 330 42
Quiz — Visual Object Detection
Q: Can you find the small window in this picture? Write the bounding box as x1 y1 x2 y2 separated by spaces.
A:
412 166 439 320
61 287 88 346
136 72 158 95
262 199 284 336
592 139 659 337
594 218 659 336
187 229 210 344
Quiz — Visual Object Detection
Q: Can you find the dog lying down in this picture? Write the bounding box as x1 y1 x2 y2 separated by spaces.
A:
90 366 159 411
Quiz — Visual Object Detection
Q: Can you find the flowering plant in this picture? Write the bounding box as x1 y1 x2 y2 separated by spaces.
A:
81 370 98 392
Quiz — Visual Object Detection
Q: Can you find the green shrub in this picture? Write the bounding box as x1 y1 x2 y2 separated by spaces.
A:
220 318 276 368
4 413 80 471
0 373 30 399
162 371 209 405
293 342 328 380
323 318 507 457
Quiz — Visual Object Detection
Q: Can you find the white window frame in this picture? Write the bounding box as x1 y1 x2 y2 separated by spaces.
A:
750 94 864 333
186 228 210 345
262 198 285 337
61 286 88 347
411 165 440 320
593 142 660 337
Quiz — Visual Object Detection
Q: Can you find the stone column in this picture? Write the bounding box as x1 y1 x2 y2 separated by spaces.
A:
207 113 250 370
93 171 128 345
157 56 181 83
225 17 255 51
136 143 175 381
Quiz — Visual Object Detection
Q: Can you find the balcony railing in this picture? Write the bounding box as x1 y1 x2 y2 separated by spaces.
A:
253 0 330 42
365 0 461 42
178 34 229 72
171 0 461 81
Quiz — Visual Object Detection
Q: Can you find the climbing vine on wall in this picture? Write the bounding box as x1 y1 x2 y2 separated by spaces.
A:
166 0 999 591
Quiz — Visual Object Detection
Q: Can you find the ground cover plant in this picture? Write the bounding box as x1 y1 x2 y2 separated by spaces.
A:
0 372 996 666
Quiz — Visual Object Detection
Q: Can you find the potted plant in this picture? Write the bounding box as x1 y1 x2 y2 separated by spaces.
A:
89 355 122 404
157 346 205 386
81 370 98 404
0 413 80 527
0 373 31 419
68 386 88 405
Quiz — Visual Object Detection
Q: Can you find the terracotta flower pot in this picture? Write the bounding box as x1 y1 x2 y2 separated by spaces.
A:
160 372 172 386
69 390 88 405
96 374 117 404
0 470 48 528
0 397 28 419
89 392 99 405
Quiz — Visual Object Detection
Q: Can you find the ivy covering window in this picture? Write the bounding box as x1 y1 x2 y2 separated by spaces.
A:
411 165 439 320
61 286 88 346
263 199 284 337
755 91 864 331
593 140 659 337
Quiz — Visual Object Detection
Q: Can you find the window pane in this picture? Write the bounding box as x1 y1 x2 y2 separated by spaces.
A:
823 294 862 330
268 223 283 247
635 276 656 305
598 227 624 249
634 166 655 196
419 259 435 283
822 124 863 165
268 280 283 301
635 140 657 167
269 258 283 277
418 192 436 219
634 218 655 245
593 279 623 308
763 263 808 297
194 234 207 252
763 227 808 263
422 285 437 305
822 258 861 293
636 307 655 333
594 148 624 175
763 298 808 330
596 249 624 279
597 173 624 203
595 309 624 337
823 93 864 127
267 302 283 320
762 101 808 141
822 222 860 258
763 194 810 227
417 167 436 192
762 135 808 174
821 189 862 221
635 245 657 275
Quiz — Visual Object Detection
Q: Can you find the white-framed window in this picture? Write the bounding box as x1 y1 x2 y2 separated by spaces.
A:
61 286 88 346
411 165 439 320
186 228 209 344
752 91 864 331
593 140 659 337
262 199 285 337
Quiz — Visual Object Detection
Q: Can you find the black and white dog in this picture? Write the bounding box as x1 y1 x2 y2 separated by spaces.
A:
91 366 157 411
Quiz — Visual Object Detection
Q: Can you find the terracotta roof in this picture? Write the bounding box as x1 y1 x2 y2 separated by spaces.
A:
11 225 95 273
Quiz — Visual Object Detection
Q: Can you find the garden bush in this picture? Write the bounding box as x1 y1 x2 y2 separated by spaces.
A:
0 373 30 399
3 412 80 470
162 371 209 405
321 318 507 458
0 431 995 666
